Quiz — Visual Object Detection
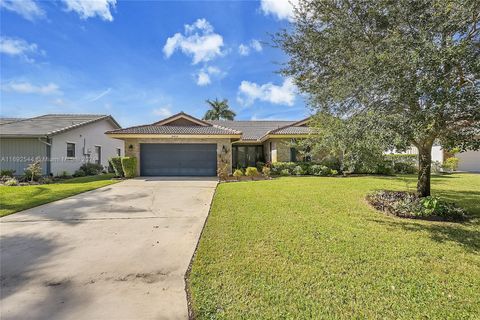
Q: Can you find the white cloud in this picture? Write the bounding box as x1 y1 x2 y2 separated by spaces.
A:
2 81 61 95
62 0 116 21
238 44 250 56
238 39 263 56
238 78 296 106
195 65 223 86
0 37 39 61
196 71 211 86
152 106 173 117
250 39 263 52
0 0 45 21
163 18 224 64
260 0 298 21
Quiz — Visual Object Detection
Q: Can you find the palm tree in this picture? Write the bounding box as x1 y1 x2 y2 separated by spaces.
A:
203 98 236 120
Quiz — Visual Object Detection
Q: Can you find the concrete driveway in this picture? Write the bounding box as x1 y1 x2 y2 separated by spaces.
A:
0 177 217 320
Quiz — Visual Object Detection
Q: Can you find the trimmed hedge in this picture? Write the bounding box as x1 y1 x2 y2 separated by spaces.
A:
121 157 137 178
271 162 338 176
79 163 104 175
109 157 124 177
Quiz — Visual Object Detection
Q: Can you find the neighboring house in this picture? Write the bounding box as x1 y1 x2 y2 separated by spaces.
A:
0 114 124 176
390 144 480 172
106 112 311 176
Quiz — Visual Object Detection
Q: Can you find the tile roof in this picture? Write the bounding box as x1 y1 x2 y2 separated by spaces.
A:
107 113 313 141
0 118 25 125
206 120 297 140
0 114 120 137
106 124 240 135
269 126 312 135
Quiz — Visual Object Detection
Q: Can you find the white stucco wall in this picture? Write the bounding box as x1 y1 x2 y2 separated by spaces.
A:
50 119 124 175
457 150 480 172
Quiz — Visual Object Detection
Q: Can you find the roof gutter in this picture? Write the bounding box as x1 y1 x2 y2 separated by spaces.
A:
38 136 52 146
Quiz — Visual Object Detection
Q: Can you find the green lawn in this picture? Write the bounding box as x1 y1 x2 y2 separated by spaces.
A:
0 174 119 217
188 174 480 319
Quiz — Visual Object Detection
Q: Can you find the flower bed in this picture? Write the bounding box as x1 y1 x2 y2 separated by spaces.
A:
366 190 467 221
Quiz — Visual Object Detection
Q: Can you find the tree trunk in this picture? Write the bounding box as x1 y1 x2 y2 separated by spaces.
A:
417 144 433 197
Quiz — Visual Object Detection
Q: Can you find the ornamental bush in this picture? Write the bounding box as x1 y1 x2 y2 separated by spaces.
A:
233 169 244 179
271 162 296 175
73 169 86 177
292 165 304 176
245 167 259 178
5 178 19 186
79 163 104 175
0 169 15 177
262 166 271 177
310 165 330 176
442 157 459 172
25 161 42 182
121 157 137 178
109 157 124 177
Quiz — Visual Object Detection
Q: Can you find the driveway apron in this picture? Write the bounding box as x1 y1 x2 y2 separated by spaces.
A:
0 177 217 320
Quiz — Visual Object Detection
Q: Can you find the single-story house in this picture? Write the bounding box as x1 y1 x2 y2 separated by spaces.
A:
106 112 312 176
107 112 480 177
0 114 124 176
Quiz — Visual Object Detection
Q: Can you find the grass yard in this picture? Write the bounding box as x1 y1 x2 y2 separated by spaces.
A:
188 174 480 319
0 174 118 217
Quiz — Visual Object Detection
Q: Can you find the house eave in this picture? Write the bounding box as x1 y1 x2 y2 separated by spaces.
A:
106 133 242 139
260 134 312 142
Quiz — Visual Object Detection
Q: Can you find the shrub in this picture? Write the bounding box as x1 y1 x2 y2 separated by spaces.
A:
366 190 466 221
442 157 459 172
384 154 417 163
79 163 104 175
25 161 42 182
262 166 271 177
73 169 86 177
375 161 394 175
256 161 265 171
393 162 417 174
271 162 296 175
245 167 259 178
5 178 19 186
233 169 244 179
310 164 331 176
121 157 137 178
292 165 304 176
280 169 290 176
0 169 15 177
319 157 342 171
109 157 124 177
40 177 53 184
330 169 338 175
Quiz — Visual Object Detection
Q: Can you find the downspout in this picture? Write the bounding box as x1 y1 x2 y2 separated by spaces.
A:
38 136 52 176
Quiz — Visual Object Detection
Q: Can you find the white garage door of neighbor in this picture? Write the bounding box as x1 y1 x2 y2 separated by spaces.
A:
457 150 480 172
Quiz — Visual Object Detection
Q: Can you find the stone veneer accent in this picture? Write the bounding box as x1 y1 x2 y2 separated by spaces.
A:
269 138 292 162
123 138 233 176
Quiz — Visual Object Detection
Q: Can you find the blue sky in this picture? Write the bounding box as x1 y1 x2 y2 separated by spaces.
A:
0 0 308 127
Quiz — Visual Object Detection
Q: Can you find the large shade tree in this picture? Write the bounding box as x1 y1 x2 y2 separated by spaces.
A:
203 98 236 120
275 0 480 196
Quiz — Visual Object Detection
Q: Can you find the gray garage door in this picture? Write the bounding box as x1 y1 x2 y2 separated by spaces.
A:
140 143 217 176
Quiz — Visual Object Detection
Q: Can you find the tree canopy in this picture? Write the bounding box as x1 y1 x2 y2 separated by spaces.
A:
276 0 480 196
203 98 236 120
